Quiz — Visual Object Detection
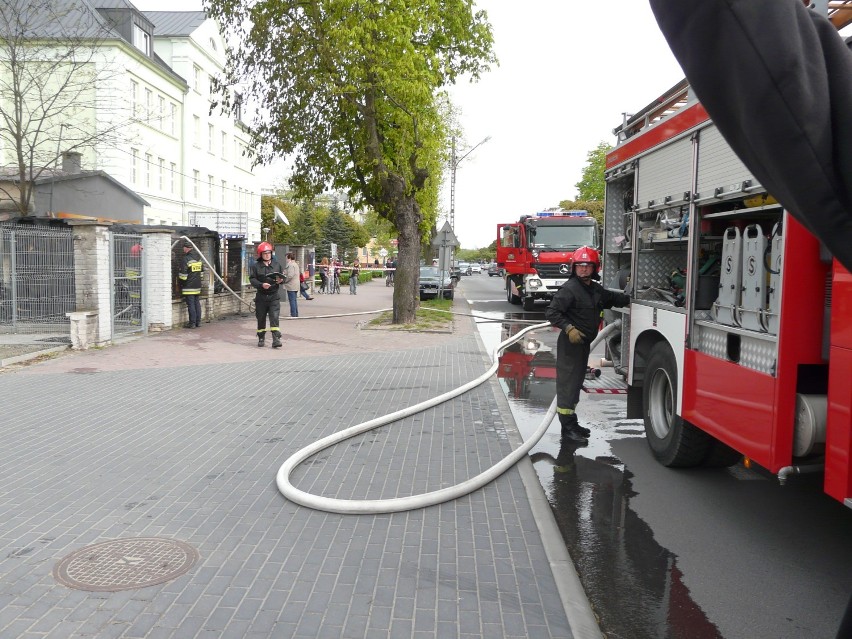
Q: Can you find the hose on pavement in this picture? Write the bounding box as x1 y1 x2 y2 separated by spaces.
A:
276 320 622 514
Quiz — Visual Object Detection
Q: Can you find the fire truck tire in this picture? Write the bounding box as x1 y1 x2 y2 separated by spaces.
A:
522 296 536 311
643 345 710 467
506 280 521 305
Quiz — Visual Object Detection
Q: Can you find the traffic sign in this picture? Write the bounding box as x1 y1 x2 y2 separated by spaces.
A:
431 221 460 248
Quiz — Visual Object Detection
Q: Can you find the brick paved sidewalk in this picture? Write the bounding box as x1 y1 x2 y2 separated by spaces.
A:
0 280 597 638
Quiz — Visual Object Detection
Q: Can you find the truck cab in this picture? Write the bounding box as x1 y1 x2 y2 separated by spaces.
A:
497 210 599 310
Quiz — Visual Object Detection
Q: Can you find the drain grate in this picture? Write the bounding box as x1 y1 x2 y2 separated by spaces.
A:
53 538 198 592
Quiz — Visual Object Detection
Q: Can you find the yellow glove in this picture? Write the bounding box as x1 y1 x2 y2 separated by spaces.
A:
565 325 585 344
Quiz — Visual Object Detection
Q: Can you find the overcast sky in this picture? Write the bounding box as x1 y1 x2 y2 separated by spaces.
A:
136 0 686 249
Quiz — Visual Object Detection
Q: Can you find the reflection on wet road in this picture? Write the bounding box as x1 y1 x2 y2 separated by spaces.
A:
478 311 722 639
460 272 852 639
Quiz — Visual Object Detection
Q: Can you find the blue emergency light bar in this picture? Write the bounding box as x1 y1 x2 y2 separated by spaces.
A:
534 210 588 218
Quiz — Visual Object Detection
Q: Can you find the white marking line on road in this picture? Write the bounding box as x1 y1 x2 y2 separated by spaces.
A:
468 299 506 304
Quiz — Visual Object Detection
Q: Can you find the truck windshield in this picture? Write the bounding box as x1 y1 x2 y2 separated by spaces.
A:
530 225 596 249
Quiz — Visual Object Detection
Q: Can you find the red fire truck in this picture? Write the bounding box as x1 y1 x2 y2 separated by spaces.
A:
601 78 852 508
496 210 599 311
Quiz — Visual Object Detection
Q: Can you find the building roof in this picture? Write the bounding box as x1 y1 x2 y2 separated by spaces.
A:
145 11 207 37
90 0 137 9
32 170 150 207
3 0 120 40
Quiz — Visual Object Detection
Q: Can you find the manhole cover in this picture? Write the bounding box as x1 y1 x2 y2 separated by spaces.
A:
53 538 199 591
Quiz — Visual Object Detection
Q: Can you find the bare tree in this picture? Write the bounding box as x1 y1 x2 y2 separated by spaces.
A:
0 0 131 215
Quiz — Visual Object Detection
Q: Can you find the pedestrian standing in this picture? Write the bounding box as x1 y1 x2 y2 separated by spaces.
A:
349 260 361 294
283 252 301 316
319 257 329 293
249 242 283 348
299 270 314 301
178 239 203 329
544 246 630 444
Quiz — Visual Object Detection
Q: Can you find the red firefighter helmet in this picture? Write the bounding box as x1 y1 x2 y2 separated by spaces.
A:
256 242 273 257
571 245 600 274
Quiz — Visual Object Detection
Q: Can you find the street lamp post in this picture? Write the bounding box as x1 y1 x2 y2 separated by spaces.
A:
449 135 491 233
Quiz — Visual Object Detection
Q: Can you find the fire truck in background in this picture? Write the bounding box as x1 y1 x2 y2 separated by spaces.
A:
602 76 852 507
496 210 599 311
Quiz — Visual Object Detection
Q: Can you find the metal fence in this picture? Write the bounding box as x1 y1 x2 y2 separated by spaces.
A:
111 233 144 337
0 223 76 338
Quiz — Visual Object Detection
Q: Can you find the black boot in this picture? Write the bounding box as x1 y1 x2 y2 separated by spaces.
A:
257 334 265 347
272 334 282 348
559 413 589 443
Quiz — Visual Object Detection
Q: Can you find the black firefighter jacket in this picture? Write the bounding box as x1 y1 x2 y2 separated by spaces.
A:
649 0 852 273
545 277 630 343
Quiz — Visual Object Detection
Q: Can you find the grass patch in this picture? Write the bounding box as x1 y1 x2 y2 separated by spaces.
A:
368 297 454 331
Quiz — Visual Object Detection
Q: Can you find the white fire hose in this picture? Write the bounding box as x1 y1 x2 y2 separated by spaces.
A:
276 320 622 514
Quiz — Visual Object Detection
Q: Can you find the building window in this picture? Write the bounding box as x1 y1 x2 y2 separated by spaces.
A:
208 124 214 153
158 158 164 190
170 103 177 135
145 89 153 122
170 162 176 194
193 170 199 199
221 180 226 206
208 175 214 202
145 154 152 187
234 92 243 122
132 24 150 55
158 96 165 128
131 80 139 118
193 116 200 148
131 149 138 183
221 132 227 159
193 66 201 92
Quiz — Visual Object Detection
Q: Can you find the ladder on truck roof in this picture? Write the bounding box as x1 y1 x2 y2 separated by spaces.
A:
613 2 852 142
828 0 852 28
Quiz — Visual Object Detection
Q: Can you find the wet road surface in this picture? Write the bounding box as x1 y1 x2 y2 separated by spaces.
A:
458 274 852 639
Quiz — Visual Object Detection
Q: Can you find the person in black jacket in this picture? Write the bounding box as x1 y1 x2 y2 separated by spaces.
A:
178 239 203 329
249 242 284 348
545 246 630 444
648 0 852 273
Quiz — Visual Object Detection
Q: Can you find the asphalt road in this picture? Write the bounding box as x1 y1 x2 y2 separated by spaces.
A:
455 272 852 639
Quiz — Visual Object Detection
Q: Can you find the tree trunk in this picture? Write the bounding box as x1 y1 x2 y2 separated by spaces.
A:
392 196 421 324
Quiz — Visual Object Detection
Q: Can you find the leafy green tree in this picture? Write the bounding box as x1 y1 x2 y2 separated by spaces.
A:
260 195 295 245
321 209 351 259
558 199 605 230
574 141 612 202
290 202 322 247
344 215 371 256
207 0 495 323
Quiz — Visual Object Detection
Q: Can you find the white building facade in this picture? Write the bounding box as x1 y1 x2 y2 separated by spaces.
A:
2 0 262 241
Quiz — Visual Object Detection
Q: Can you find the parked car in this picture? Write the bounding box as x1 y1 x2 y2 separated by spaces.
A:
419 266 454 300
487 262 501 277
470 263 482 274
457 262 472 276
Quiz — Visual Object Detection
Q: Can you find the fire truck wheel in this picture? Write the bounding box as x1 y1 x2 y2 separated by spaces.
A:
506 281 521 305
643 345 710 467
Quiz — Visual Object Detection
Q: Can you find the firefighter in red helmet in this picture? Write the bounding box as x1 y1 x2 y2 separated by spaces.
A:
545 246 630 444
249 242 284 348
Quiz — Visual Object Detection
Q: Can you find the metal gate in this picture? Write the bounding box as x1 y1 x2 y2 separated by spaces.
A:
0 223 76 338
111 233 145 337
